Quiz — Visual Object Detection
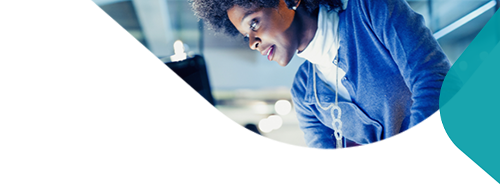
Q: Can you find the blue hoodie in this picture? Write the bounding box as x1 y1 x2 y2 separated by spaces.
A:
291 0 451 148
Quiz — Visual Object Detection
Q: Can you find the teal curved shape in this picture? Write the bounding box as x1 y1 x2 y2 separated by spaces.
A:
439 7 500 183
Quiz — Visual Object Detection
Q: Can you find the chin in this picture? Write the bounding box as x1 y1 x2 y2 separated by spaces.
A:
278 59 292 67
273 50 292 67
277 59 290 67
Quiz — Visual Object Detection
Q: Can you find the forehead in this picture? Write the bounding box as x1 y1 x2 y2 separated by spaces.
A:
227 5 260 24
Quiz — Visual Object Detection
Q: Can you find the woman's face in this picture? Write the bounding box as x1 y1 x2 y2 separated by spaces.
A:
227 0 298 67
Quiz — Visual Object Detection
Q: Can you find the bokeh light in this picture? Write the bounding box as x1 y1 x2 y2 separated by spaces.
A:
251 101 269 114
274 99 292 116
267 115 283 130
258 118 273 133
170 40 187 62
173 40 184 54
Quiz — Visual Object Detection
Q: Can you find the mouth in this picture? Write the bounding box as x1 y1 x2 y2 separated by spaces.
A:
262 45 275 61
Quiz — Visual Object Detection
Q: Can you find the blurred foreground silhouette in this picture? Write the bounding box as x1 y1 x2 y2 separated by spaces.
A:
244 123 263 149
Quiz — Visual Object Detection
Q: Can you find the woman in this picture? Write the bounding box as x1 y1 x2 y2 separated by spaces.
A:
191 0 450 149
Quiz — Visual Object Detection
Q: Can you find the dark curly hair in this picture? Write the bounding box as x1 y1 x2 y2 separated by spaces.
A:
190 0 343 36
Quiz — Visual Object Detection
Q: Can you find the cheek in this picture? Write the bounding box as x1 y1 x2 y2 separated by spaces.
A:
260 14 298 55
262 10 295 40
262 21 296 48
275 28 298 54
272 20 294 38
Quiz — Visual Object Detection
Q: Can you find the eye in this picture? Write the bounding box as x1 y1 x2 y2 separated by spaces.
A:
249 19 259 31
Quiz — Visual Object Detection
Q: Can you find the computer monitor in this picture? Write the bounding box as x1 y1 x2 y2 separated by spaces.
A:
158 55 227 149
164 55 215 110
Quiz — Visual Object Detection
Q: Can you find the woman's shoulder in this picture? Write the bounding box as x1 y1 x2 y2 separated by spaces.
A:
293 60 312 83
345 0 401 16
291 61 312 98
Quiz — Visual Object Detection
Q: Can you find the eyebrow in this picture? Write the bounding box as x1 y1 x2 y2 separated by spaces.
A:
240 9 257 24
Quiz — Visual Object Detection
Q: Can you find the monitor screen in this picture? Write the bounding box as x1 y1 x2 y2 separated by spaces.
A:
164 55 216 106
160 55 227 148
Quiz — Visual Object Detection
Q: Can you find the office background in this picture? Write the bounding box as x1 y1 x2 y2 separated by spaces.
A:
88 0 498 149
1 0 499 149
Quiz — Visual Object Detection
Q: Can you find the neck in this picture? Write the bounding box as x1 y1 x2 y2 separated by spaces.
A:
294 7 319 52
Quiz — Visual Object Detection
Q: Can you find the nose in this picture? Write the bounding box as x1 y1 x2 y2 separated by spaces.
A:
248 35 260 50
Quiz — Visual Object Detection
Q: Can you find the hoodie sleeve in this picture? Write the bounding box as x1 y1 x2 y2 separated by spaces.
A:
361 0 451 127
291 62 337 149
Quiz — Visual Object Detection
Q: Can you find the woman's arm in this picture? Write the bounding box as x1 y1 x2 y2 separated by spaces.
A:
362 0 451 127
291 62 337 149
292 94 337 148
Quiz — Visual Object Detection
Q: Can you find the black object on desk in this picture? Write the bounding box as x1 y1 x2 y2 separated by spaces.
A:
245 124 263 149
162 55 228 149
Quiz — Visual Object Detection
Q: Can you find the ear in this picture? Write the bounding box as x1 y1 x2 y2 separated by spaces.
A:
286 0 301 10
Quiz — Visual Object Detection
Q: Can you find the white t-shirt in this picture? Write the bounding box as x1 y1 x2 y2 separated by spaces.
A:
296 0 351 101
